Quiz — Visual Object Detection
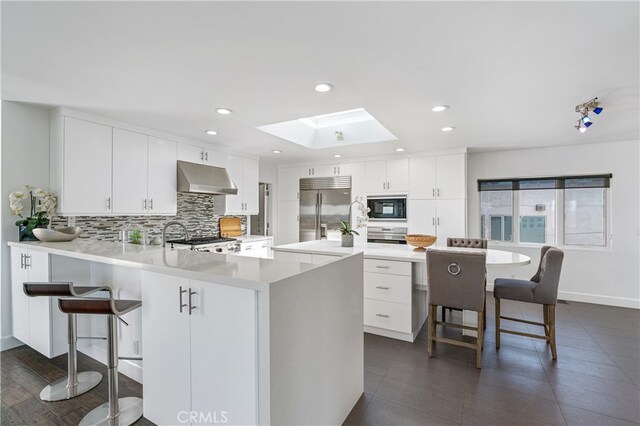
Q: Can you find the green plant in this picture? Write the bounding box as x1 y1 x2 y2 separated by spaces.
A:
130 228 143 245
339 220 359 236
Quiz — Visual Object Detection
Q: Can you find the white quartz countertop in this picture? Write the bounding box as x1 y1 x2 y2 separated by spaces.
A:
272 240 531 266
8 240 321 290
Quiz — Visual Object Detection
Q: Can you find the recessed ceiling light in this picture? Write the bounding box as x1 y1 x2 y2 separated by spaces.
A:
216 108 233 115
432 105 449 112
441 126 455 132
204 130 217 136
395 148 406 152
272 150 281 154
314 83 333 93
334 154 342 158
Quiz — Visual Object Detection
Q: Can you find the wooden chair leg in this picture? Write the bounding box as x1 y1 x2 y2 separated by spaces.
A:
543 305 550 339
428 305 435 357
549 305 557 360
495 297 501 349
476 311 484 369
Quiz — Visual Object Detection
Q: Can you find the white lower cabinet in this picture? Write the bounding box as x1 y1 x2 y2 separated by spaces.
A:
363 258 413 334
10 248 66 358
141 272 257 426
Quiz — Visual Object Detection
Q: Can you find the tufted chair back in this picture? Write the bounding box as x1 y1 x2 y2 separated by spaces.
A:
447 238 488 249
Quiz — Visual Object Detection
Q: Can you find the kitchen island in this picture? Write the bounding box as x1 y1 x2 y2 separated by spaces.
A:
273 240 430 342
8 240 363 426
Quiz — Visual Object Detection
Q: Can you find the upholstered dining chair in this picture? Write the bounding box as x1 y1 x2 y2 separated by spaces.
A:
427 249 487 368
442 238 488 324
493 246 564 359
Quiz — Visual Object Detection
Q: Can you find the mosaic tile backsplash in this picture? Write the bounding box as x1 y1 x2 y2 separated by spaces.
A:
50 192 247 242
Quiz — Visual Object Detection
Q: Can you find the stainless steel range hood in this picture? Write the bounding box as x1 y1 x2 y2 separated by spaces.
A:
177 160 238 195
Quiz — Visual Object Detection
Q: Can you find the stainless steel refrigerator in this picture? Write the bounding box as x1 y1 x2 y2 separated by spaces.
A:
299 176 352 242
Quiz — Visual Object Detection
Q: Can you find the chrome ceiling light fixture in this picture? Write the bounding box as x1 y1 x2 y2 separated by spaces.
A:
575 97 603 133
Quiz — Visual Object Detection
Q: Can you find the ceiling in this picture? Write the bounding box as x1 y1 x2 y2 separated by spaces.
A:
2 2 638 164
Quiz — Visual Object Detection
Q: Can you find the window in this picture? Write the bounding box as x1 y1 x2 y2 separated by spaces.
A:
478 174 610 247
480 190 513 242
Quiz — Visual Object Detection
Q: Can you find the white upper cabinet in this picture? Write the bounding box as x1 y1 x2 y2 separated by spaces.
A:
278 167 301 202
409 156 437 199
51 110 182 216
303 164 332 177
409 153 466 200
112 129 148 214
147 137 177 214
112 132 177 215
178 143 226 168
365 158 409 193
226 155 259 215
407 199 436 235
60 117 113 214
435 154 466 199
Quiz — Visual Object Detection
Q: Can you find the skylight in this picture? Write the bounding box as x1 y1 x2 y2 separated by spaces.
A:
257 108 397 149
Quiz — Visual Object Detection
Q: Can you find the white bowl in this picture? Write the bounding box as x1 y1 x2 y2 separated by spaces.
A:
33 227 84 242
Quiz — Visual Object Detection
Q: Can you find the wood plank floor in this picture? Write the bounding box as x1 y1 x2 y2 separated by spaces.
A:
2 295 639 425
1 345 152 425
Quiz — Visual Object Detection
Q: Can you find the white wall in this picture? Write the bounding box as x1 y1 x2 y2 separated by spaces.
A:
468 140 640 308
1 102 51 343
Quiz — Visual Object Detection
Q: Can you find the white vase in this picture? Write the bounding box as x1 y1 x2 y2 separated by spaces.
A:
341 234 354 247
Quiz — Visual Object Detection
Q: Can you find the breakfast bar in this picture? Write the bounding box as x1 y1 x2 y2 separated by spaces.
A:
8 240 364 426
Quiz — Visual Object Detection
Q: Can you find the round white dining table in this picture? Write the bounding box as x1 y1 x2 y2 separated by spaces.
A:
426 246 531 267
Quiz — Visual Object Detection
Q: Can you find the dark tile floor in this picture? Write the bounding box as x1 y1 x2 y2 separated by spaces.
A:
345 296 640 426
1 295 639 425
1 345 153 425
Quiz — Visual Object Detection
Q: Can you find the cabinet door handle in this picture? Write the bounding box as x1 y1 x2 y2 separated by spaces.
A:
20 253 25 269
143 199 147 210
437 188 440 197
297 215 299 222
375 265 390 269
333 167 336 174
201 151 204 161
149 199 153 210
188 289 197 315
179 286 188 313
376 286 390 290
432 188 435 197
437 217 441 225
204 151 209 162
382 182 385 190
387 182 390 190
432 217 435 226
24 255 31 269
106 197 111 210
338 167 340 174
376 313 390 318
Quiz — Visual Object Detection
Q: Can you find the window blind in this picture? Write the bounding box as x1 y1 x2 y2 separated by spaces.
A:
478 174 612 191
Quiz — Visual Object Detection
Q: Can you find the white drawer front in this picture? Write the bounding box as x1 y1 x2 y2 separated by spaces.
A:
364 299 411 333
364 273 411 305
364 259 411 276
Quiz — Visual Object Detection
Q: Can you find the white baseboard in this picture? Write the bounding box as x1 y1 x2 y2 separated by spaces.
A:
77 340 142 384
0 336 24 352
486 284 640 309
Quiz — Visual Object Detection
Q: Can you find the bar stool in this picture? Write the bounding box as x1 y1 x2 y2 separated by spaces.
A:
23 282 111 402
58 297 143 426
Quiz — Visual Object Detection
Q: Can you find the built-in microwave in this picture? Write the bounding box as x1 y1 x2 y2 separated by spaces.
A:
366 196 407 221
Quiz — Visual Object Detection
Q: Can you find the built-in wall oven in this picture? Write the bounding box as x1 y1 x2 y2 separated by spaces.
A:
366 196 407 221
367 227 408 244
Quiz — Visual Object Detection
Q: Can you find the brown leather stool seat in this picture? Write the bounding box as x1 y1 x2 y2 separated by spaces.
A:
23 282 110 402
58 297 143 426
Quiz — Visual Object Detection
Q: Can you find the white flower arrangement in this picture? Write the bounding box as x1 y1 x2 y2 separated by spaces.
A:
9 185 58 238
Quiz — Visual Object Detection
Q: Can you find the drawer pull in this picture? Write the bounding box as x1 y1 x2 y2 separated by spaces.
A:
375 266 390 269
376 286 390 290
376 313 390 318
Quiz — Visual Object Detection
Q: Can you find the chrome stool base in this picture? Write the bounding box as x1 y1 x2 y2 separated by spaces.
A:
40 371 102 402
79 397 143 426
